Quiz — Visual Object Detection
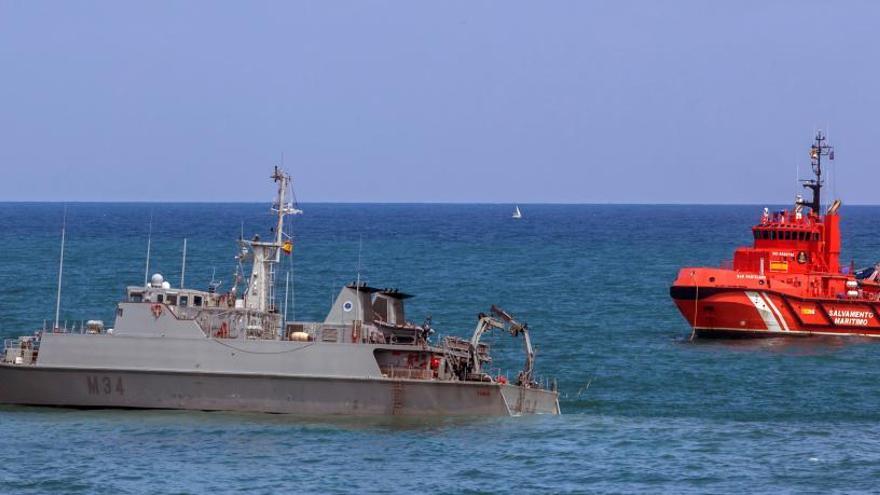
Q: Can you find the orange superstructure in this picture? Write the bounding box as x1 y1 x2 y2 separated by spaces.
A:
670 131 880 338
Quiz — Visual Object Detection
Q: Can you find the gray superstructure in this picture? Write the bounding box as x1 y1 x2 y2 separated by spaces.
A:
0 168 559 416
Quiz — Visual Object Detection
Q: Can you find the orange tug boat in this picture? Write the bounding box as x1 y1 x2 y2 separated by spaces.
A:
671 131 880 338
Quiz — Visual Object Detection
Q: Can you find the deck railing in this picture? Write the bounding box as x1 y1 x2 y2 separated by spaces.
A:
380 367 433 380
2 339 38 365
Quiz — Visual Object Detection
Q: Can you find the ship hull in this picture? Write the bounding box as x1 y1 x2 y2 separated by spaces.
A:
0 365 560 416
670 285 880 338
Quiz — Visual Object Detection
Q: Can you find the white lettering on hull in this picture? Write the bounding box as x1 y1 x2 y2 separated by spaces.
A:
827 309 874 327
833 317 869 326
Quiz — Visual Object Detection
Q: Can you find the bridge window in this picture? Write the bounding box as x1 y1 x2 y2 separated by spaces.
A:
193 296 203 307
180 296 189 307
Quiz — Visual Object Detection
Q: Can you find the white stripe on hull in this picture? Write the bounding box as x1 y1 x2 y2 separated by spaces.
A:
745 291 784 332
694 326 880 338
758 292 790 331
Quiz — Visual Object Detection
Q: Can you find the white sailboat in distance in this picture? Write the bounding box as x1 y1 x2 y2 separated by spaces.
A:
512 205 522 219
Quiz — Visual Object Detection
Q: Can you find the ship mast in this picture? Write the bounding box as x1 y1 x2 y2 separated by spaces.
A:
53 207 67 331
241 166 301 313
800 130 834 215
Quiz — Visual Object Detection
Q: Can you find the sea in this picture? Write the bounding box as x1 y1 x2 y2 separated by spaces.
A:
1 203 880 494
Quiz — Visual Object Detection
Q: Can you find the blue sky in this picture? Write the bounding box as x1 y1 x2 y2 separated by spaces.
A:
1 1 879 203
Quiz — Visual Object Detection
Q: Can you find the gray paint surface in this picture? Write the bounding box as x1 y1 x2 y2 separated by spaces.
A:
0 365 559 416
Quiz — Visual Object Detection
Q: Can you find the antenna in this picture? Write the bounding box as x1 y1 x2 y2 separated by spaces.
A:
53 206 67 330
290 257 296 322
283 270 290 327
180 238 187 289
143 212 153 286
802 130 833 215
355 235 363 327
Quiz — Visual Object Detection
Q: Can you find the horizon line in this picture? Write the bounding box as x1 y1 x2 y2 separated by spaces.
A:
1 200 880 207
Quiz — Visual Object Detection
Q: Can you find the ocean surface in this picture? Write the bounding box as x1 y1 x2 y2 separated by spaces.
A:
2 203 880 494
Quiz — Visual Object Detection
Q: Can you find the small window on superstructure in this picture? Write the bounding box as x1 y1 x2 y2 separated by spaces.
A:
156 294 164 303
167 294 177 306
180 296 189 307
813 233 820 241
770 231 776 240
129 292 142 303
193 296 203 307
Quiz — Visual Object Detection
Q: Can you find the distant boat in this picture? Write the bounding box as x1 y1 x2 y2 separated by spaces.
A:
512 205 522 219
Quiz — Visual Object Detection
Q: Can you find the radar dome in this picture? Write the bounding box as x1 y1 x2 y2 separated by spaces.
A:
161 281 171 289
150 273 164 287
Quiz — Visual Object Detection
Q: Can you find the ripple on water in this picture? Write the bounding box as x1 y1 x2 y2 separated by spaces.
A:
3 204 880 493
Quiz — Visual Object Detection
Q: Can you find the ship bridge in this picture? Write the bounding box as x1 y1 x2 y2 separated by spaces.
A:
733 205 841 276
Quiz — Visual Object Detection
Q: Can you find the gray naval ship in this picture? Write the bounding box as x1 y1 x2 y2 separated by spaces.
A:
0 168 559 416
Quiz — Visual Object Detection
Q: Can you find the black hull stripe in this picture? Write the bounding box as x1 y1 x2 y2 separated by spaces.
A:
669 286 727 300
